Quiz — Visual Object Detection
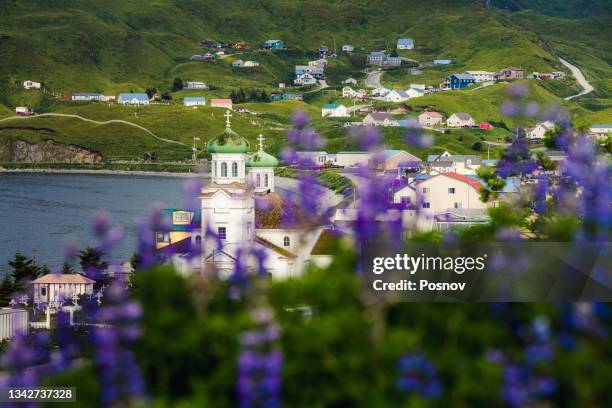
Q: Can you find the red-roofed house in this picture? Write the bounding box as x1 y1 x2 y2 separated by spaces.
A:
393 172 487 213
210 99 233 110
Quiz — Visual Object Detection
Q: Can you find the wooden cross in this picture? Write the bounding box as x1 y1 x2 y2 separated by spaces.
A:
95 291 103 306
72 294 79 306
19 295 28 306
257 134 265 150
224 110 232 127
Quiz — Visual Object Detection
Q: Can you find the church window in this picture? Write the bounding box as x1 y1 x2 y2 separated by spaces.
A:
232 162 238 177
156 232 169 243
256 174 261 187
283 236 290 247
195 235 202 245
218 227 227 240
41 287 47 296
221 162 228 177
265 174 269 187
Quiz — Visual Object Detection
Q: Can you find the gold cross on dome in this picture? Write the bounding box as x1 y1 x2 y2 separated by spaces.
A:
257 134 265 150
224 110 232 128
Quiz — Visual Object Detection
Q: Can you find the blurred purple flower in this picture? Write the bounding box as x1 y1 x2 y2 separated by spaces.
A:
396 353 443 399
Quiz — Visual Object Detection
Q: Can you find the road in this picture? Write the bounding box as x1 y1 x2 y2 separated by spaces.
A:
0 113 189 147
365 70 384 88
559 58 594 100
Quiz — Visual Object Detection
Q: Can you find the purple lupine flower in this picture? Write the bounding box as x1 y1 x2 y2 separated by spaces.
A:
403 120 434 148
92 282 146 407
507 83 528 99
51 310 79 370
135 204 170 268
396 353 443 398
237 307 282 408
502 364 555 408
0 332 50 408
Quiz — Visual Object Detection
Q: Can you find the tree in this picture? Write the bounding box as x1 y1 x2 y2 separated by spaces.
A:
8 252 41 293
161 92 172 101
78 247 108 285
260 90 270 102
172 77 183 92
250 89 259 102
61 261 76 274
145 87 157 99
0 274 14 305
472 141 483 151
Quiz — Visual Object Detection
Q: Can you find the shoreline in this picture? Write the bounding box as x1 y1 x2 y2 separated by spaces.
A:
0 167 205 178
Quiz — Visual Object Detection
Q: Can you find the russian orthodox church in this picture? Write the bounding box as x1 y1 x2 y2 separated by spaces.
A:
166 111 327 278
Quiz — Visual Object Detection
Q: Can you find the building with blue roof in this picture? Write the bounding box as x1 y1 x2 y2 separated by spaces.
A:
397 38 414 50
118 93 150 105
264 39 284 49
434 59 452 65
441 74 476 90
183 96 206 107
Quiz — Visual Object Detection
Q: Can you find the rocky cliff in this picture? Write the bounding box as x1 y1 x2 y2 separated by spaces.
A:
0 139 102 163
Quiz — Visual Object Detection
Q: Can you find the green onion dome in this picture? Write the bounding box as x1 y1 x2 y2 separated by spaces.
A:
246 149 279 168
207 126 250 153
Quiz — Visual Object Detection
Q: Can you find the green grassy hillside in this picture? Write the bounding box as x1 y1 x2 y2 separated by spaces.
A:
493 0 612 19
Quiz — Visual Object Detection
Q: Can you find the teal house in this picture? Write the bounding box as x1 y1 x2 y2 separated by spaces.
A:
264 39 284 49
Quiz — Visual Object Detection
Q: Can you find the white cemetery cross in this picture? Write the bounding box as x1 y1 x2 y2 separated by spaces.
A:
95 291 103 306
9 299 16 307
72 293 79 306
20 295 29 307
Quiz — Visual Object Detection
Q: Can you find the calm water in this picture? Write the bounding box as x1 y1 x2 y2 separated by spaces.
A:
0 173 188 274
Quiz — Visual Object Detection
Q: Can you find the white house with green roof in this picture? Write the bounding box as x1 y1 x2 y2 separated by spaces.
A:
247 134 278 193
321 103 348 117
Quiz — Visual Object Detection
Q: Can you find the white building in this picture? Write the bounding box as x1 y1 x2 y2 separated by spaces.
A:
384 90 410 103
465 71 497 83
590 124 612 138
71 93 104 102
31 274 95 304
15 106 30 115
447 113 475 128
393 172 487 214
428 152 482 175
322 103 348 117
343 78 358 85
200 112 323 279
335 151 370 167
397 38 414 50
294 73 317 86
23 80 41 90
527 121 555 140
0 309 28 341
363 113 397 127
183 97 206 107
185 81 209 90
342 44 354 52
418 111 444 127
118 93 150 105
406 88 424 99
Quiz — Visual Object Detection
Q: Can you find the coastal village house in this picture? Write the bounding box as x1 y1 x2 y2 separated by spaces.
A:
428 152 483 175
363 112 397 127
118 93 150 105
527 121 555 140
342 44 354 52
465 71 497 83
210 99 233 110
264 39 284 49
374 150 422 171
396 38 414 50
446 113 475 128
589 124 612 138
393 172 488 213
441 74 476 90
185 81 208 90
183 97 206 107
384 90 410 103
321 103 349 117
32 274 95 304
71 92 105 102
367 51 401 67
499 67 525 80
418 112 444 127
23 80 41 90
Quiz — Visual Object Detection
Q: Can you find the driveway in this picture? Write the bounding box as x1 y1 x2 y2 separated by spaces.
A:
365 70 384 88
559 58 594 100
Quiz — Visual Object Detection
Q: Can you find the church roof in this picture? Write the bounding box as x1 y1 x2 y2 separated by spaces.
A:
207 126 250 153
254 236 297 258
247 149 279 168
310 229 342 255
200 182 254 198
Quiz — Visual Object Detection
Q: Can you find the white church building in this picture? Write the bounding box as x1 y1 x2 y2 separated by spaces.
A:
171 111 326 279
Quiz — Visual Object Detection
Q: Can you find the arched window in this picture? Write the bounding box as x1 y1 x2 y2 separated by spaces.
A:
195 235 202 245
283 236 290 247
221 162 227 177
256 174 261 187
265 174 269 187
232 162 238 177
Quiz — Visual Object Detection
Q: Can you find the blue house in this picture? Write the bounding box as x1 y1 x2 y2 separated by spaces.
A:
397 38 414 50
264 40 284 49
183 97 206 107
118 93 150 105
442 74 476 90
434 59 452 65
